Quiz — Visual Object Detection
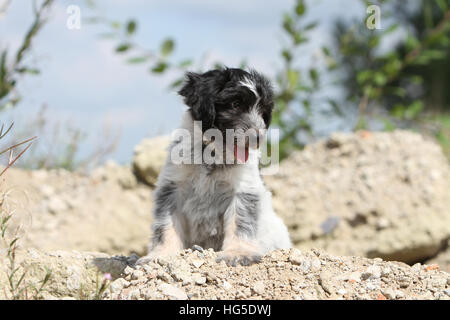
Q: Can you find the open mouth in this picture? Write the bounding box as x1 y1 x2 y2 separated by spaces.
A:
233 141 249 163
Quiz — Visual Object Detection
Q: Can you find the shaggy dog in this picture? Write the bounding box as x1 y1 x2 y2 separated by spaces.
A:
137 68 291 266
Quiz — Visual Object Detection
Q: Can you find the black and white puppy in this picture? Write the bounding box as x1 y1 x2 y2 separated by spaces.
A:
137 68 291 266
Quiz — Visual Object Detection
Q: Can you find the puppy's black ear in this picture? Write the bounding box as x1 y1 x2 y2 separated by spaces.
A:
178 72 216 129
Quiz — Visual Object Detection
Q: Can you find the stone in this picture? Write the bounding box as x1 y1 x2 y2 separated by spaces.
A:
158 283 188 300
133 136 171 186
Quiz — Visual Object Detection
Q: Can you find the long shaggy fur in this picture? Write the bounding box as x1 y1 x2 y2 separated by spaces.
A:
137 68 291 266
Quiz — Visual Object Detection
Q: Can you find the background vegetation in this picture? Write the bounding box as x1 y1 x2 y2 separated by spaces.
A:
1 0 449 167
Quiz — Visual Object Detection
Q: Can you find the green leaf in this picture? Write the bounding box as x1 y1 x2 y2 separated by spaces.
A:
304 22 317 31
391 87 406 97
391 103 405 118
126 56 148 64
435 0 448 11
115 43 131 53
404 101 423 120
368 35 380 49
295 1 306 16
287 69 300 90
282 14 295 36
126 20 137 35
16 67 40 75
282 49 292 62
178 59 193 68
151 62 168 73
383 24 398 35
406 35 420 50
160 39 175 57
170 78 184 88
357 70 372 85
309 68 319 84
293 33 308 45
0 51 8 82
373 72 387 86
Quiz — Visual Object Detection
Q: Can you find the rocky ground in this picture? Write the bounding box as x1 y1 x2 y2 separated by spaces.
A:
1 130 449 300
1 248 448 300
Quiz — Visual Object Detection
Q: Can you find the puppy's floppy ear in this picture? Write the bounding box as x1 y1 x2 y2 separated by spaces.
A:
178 72 216 129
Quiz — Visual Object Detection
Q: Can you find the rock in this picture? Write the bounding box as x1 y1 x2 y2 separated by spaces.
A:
192 259 204 268
133 136 171 186
110 278 130 291
0 249 132 299
192 245 204 252
265 130 450 264
382 288 396 299
194 275 207 285
347 272 361 283
222 280 233 291
158 283 188 300
252 281 265 295
398 276 411 288
361 265 381 280
131 270 144 280
395 290 405 299
288 248 303 265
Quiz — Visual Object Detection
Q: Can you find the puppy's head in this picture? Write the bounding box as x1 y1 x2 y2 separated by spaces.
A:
178 67 274 163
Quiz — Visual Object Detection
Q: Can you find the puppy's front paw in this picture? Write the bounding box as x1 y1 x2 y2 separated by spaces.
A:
216 250 262 267
136 246 182 265
135 253 159 266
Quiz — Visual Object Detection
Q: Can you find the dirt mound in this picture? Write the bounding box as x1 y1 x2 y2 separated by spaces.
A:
1 162 153 256
1 248 448 300
265 130 450 264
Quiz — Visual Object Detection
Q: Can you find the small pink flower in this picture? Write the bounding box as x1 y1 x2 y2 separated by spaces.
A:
104 273 112 281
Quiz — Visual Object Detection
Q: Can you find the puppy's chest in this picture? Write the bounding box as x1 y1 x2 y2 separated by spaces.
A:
179 177 234 218
175 173 234 247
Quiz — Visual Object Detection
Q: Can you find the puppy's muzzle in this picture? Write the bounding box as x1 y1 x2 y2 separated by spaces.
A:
246 129 265 150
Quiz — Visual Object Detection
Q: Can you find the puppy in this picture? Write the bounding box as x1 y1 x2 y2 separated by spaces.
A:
137 68 291 266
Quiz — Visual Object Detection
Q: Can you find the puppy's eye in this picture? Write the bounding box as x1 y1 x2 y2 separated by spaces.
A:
231 100 241 108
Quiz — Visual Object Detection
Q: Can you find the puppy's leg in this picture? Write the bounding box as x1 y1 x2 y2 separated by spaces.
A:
136 181 184 265
136 218 183 265
217 192 262 266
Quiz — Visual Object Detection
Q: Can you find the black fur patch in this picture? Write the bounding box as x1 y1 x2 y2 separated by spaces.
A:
151 223 165 244
178 67 274 133
153 181 177 219
235 192 259 237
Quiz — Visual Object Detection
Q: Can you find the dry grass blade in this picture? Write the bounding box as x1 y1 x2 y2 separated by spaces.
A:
0 138 36 177
0 123 14 139
0 136 36 157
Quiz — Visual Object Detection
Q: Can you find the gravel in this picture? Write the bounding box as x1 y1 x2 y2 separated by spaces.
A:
105 248 449 300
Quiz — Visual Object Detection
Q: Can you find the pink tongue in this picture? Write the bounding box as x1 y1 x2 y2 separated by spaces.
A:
234 144 249 163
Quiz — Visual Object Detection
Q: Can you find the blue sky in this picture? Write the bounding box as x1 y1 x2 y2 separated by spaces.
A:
0 0 365 164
